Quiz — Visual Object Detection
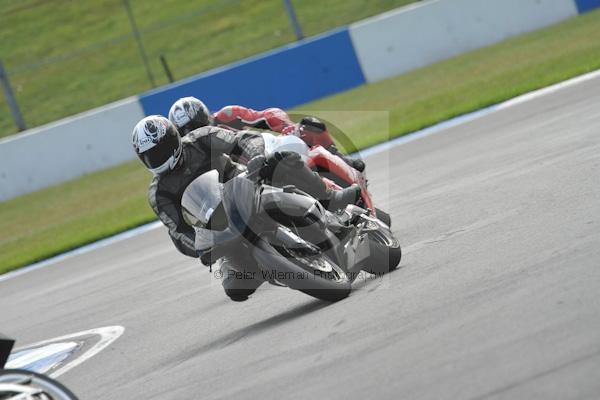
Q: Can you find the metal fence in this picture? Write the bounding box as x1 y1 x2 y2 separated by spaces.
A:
0 0 417 137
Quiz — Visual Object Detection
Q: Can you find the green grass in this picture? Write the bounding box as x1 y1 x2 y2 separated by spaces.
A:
1 9 600 274
297 8 600 151
0 0 418 138
0 162 153 272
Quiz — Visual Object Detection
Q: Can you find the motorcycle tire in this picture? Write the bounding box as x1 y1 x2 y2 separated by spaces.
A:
0 369 79 400
253 239 351 302
362 228 402 275
375 207 392 227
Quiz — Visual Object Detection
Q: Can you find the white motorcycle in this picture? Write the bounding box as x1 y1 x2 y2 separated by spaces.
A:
0 336 78 400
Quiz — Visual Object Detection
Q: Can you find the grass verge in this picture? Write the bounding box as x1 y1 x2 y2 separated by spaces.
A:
0 162 153 273
298 8 600 150
0 0 417 138
1 9 600 274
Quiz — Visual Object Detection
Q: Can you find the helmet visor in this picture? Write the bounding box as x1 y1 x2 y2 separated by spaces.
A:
139 133 180 169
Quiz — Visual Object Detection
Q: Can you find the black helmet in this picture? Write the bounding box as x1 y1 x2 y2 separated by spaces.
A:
132 115 182 174
168 97 212 136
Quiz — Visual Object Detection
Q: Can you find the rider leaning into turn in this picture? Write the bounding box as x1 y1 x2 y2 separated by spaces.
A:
132 115 360 301
168 96 366 172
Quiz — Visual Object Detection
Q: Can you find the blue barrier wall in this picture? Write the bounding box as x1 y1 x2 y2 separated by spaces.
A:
3 0 600 201
139 28 365 116
138 0 599 117
574 0 600 12
349 0 580 84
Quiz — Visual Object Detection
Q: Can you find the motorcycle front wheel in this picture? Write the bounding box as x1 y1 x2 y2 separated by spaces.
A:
253 239 352 302
291 252 352 302
0 369 79 400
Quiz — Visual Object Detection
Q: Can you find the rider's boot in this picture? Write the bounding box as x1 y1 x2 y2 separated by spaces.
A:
327 184 361 211
294 166 360 211
220 255 264 302
270 152 360 211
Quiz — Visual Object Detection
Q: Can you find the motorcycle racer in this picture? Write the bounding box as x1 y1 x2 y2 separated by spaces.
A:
168 97 366 172
132 116 360 301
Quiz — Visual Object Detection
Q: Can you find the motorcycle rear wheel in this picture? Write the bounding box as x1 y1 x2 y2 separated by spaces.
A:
363 228 402 275
375 207 392 227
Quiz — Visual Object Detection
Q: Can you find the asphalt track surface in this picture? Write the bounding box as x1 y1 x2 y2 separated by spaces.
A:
1 75 600 400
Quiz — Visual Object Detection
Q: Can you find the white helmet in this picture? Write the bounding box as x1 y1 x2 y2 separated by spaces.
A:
168 97 212 136
132 115 182 175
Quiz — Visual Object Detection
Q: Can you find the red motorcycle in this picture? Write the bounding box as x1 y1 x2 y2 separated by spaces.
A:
305 144 392 227
261 132 393 227
259 131 401 274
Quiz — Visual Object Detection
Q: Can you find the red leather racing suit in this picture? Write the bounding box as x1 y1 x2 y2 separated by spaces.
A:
213 106 364 171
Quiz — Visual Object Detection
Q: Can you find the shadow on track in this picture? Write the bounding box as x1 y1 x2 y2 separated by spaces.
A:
164 299 328 369
349 264 406 293
159 267 406 372
221 299 328 347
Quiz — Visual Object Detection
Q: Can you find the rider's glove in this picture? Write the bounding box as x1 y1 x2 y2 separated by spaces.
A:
247 155 267 180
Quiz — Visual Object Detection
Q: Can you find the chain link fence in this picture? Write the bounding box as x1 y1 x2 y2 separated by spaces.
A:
0 0 418 138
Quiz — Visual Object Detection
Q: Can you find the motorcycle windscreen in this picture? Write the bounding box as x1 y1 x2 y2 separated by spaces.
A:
182 171 254 252
222 175 257 234
181 170 224 229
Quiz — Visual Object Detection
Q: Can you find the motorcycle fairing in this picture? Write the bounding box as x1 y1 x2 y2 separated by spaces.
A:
306 145 376 215
181 170 223 229
261 132 309 161
183 171 254 252
0 334 15 368
260 189 324 228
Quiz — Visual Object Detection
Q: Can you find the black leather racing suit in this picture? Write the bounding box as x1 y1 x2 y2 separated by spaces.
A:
148 126 265 258
148 125 337 259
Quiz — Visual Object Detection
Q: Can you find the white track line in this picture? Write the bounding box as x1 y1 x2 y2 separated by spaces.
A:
2 68 599 283
6 326 125 378
6 342 79 373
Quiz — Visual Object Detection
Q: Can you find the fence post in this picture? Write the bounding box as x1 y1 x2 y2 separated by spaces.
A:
160 54 174 83
283 0 304 41
0 60 27 132
123 0 156 88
